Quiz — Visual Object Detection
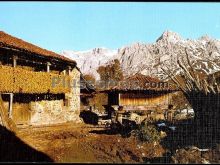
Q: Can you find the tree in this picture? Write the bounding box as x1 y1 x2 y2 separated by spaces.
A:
97 59 124 83
162 48 220 145
83 74 96 85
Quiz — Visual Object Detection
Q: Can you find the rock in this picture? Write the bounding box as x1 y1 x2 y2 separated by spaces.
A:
201 158 210 164
171 147 205 163
169 126 176 131
157 123 166 127
111 146 117 156
160 131 167 138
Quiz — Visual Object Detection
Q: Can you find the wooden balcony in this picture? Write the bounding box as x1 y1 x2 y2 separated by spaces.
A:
0 65 71 94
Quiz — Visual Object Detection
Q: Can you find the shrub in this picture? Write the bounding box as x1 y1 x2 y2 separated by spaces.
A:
133 120 161 143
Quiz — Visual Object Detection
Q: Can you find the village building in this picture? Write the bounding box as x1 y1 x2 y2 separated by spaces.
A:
0 31 81 127
80 75 96 111
102 73 178 122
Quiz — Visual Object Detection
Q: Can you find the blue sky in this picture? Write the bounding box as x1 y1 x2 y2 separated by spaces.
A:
0 2 220 53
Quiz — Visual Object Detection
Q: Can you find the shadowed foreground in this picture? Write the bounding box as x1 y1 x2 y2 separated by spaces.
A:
0 125 53 162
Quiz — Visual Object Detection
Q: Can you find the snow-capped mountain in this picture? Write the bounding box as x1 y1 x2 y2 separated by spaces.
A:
61 30 220 80
62 48 118 79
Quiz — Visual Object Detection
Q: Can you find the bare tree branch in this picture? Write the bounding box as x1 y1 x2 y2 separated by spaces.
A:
185 48 202 90
161 67 188 94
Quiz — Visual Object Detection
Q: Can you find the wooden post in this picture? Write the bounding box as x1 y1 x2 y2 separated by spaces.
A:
68 66 72 75
9 93 13 119
116 112 123 124
63 69 66 75
118 93 121 106
47 62 51 72
13 56 18 67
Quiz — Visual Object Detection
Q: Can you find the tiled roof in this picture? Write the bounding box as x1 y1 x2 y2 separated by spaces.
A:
107 73 178 92
0 31 75 64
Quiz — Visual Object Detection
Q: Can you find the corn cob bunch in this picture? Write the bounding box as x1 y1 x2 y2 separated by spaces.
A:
0 65 71 94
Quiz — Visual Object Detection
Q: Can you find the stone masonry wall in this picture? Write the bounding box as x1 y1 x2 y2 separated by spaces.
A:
28 68 81 126
64 68 81 122
30 100 65 125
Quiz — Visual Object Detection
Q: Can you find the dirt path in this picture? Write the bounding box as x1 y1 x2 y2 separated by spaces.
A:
16 123 166 163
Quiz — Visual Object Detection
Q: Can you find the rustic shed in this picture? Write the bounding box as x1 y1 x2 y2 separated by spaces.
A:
103 73 178 115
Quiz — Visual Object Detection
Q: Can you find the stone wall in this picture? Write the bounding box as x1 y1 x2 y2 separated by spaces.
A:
64 68 81 122
30 100 66 125
29 68 81 126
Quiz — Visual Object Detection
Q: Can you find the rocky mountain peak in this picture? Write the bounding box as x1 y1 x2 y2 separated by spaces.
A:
92 47 108 55
156 30 183 43
199 35 213 42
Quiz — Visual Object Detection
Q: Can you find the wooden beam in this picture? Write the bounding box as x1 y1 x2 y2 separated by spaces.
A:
9 93 13 119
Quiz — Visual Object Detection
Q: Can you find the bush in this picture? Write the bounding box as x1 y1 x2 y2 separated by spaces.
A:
133 120 161 143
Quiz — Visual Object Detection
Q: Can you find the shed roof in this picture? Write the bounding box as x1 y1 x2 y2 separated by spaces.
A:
0 31 76 65
103 73 178 92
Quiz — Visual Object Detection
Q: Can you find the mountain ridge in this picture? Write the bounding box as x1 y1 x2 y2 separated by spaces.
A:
61 30 220 80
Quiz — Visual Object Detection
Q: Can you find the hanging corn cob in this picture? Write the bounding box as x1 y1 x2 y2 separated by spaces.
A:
0 65 71 94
